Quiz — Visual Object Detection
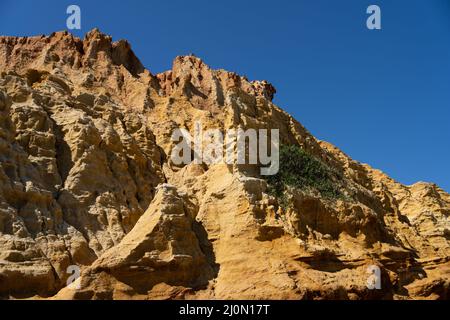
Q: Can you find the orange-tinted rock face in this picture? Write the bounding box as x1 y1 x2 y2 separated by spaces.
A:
0 30 448 300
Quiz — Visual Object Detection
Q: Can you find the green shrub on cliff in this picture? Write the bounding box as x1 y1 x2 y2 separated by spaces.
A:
265 144 343 206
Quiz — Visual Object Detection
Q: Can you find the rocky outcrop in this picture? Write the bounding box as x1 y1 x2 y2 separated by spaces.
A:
0 32 164 297
0 30 448 300
55 184 216 299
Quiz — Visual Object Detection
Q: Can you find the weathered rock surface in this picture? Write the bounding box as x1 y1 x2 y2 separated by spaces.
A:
0 30 448 300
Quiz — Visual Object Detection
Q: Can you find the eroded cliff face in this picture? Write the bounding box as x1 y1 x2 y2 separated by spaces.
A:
0 30 448 300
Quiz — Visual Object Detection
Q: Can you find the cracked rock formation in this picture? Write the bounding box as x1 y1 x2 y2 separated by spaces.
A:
0 29 448 300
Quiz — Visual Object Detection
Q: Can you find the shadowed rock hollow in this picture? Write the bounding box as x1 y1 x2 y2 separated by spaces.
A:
0 29 448 300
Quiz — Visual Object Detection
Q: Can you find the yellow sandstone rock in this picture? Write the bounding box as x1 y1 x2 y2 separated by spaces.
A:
0 30 448 300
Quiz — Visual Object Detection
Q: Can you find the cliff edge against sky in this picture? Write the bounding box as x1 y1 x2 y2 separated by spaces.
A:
0 30 448 300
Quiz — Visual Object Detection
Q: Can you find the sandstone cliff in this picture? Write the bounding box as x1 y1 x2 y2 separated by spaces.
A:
0 30 448 300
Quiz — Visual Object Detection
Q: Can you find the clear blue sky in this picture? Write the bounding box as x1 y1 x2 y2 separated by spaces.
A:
1 0 449 192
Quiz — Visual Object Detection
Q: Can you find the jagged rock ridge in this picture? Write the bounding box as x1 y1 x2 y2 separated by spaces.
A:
0 30 448 300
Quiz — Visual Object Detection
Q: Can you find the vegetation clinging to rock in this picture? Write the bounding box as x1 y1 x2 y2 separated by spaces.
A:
265 144 343 207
